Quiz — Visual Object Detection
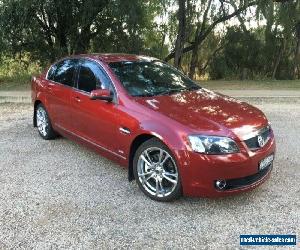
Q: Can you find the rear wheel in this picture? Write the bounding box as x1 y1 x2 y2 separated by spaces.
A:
133 138 182 201
36 104 57 140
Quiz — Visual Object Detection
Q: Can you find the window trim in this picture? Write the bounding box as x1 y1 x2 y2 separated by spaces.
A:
46 58 78 88
74 58 118 103
45 57 119 104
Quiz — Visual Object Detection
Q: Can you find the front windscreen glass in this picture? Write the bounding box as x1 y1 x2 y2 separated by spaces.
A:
109 61 201 97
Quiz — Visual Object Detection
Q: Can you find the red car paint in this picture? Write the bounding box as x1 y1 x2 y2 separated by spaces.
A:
31 54 276 197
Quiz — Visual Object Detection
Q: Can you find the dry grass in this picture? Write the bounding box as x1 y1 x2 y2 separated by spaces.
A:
199 80 300 90
0 75 31 91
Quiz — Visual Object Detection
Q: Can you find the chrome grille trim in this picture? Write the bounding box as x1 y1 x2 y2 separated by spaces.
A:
242 125 270 141
243 126 271 150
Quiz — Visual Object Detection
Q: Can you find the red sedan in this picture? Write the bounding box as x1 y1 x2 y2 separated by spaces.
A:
31 54 276 201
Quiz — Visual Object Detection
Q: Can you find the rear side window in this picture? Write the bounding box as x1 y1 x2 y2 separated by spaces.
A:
77 60 111 93
49 59 77 87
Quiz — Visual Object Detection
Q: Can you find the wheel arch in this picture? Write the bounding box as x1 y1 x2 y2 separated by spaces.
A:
127 124 187 182
128 133 157 181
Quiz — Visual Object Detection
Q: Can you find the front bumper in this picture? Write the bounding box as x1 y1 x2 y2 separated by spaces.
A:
178 133 276 197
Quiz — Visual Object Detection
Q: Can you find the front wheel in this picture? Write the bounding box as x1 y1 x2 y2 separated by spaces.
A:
36 104 57 140
133 138 182 201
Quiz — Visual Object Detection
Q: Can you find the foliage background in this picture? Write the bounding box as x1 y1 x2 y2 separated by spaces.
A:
0 0 299 81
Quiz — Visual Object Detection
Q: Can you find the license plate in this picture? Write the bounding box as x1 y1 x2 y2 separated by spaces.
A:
259 154 274 171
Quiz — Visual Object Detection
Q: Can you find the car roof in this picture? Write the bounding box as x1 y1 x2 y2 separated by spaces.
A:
77 53 159 63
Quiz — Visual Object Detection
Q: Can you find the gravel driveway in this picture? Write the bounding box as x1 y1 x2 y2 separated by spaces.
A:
0 100 299 249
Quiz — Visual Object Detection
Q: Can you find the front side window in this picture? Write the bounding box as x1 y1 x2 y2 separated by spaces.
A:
109 61 200 97
51 59 77 87
77 60 111 93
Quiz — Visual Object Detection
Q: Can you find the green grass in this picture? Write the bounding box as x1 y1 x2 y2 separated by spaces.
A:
199 80 300 90
0 75 32 91
0 54 41 91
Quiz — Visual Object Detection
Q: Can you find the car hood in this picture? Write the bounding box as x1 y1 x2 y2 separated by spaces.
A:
133 88 268 140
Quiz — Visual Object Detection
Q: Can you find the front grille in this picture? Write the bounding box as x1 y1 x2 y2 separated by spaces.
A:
223 163 272 190
244 126 271 150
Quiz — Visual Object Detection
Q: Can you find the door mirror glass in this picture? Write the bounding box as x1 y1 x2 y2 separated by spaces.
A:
90 89 113 102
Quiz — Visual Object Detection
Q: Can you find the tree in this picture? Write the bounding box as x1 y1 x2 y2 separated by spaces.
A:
257 0 300 79
165 0 257 79
0 0 299 80
0 0 161 63
208 27 264 79
293 0 300 78
0 0 112 61
174 0 187 69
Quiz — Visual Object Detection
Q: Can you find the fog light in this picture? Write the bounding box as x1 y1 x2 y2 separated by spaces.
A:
215 180 226 190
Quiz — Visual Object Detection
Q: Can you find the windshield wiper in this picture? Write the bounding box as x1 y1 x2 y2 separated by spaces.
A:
133 86 199 97
157 88 187 96
133 93 156 97
188 85 201 91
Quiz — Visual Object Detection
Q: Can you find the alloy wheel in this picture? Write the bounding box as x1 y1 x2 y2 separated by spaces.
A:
36 106 49 137
137 147 179 198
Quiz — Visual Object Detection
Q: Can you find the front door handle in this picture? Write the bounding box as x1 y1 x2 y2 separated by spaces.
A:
74 96 81 103
47 83 54 91
119 127 131 134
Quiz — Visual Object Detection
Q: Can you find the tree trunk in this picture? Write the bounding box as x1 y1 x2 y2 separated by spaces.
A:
272 38 286 79
198 44 223 77
229 0 248 34
263 1 275 76
189 43 199 79
160 31 166 57
75 39 90 54
294 21 300 79
241 68 248 80
55 20 68 55
174 0 186 69
75 29 91 54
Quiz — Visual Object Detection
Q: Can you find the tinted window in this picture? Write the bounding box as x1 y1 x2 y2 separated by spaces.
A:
52 59 77 87
77 60 111 93
109 61 200 97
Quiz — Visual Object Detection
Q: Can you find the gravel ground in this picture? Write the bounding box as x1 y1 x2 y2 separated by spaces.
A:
0 101 299 249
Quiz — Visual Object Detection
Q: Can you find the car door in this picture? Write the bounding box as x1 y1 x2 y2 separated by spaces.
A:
46 59 78 130
70 59 120 154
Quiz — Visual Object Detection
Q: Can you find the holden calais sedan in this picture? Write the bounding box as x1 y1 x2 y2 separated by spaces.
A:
31 54 275 201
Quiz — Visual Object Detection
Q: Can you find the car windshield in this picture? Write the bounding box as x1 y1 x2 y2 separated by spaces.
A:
109 61 201 97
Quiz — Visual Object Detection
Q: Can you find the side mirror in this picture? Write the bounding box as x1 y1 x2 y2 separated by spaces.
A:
90 89 113 102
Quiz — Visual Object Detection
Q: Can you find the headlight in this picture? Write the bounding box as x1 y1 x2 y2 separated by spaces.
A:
188 135 239 154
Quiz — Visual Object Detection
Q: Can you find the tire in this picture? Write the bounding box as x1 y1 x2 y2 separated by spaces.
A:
133 138 182 201
35 103 57 140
